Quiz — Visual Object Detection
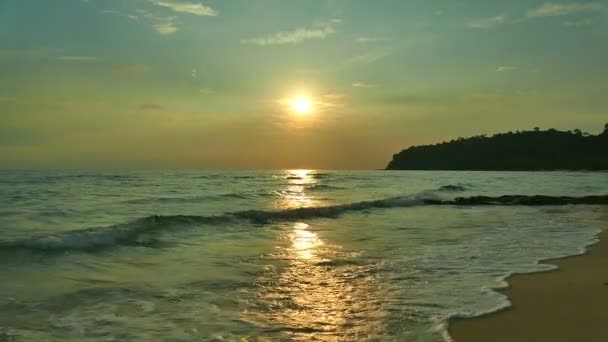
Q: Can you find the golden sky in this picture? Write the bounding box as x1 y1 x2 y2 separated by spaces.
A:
1 0 607 169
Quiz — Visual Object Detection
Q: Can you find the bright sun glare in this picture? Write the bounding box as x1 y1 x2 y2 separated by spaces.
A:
292 96 312 114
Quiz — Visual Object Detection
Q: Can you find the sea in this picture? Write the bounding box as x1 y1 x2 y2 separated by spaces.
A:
0 170 606 341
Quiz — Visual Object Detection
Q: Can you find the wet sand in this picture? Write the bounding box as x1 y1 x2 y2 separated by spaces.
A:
449 226 608 342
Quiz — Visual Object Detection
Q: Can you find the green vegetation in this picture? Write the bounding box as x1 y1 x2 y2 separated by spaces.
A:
387 123 608 171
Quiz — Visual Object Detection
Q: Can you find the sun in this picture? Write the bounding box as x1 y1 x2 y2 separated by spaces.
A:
292 96 312 114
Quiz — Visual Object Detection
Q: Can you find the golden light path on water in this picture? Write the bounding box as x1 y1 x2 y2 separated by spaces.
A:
291 222 322 260
271 169 321 209
242 170 390 340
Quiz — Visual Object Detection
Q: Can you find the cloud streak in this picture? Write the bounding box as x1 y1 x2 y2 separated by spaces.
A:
151 16 178 34
344 50 389 66
242 19 341 46
352 82 378 88
103 9 179 35
149 0 218 16
466 15 507 29
526 2 604 18
564 18 593 26
356 37 391 44
496 66 519 72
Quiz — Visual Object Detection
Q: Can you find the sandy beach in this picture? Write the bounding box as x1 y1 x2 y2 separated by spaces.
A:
450 211 608 342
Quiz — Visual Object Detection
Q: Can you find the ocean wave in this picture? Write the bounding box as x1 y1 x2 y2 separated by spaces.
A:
305 184 344 191
445 194 608 206
1 194 606 253
123 193 250 204
0 195 431 252
195 174 255 179
233 195 429 223
0 215 235 252
260 184 343 197
437 185 469 192
311 172 332 179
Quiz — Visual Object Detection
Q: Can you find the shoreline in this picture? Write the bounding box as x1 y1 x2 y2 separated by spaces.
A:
448 217 608 342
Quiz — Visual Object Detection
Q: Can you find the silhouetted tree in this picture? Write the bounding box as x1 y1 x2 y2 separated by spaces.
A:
386 123 608 171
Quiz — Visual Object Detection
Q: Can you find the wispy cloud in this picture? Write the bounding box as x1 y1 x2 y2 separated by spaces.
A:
242 19 341 46
352 82 378 88
152 16 178 34
466 15 507 29
564 18 593 26
57 55 99 61
344 50 389 66
149 0 218 16
496 66 519 72
0 48 64 60
322 92 346 101
356 37 391 44
103 9 178 35
526 2 604 18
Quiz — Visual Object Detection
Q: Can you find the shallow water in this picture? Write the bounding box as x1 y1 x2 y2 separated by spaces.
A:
0 170 606 341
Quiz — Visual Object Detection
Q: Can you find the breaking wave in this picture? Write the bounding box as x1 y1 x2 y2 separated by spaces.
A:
123 193 250 204
438 185 469 192
1 194 605 253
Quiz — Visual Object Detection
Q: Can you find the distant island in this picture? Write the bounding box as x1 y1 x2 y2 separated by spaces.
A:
386 123 608 171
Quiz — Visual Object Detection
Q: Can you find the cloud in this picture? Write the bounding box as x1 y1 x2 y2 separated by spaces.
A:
103 9 179 35
466 15 507 29
149 0 218 16
317 93 347 110
111 64 149 74
356 37 391 44
57 55 99 61
343 50 389 66
322 92 346 101
200 88 215 95
0 48 64 60
564 18 593 26
139 103 164 110
496 66 519 72
242 19 341 46
352 82 378 88
526 2 604 18
151 16 178 34
0 96 16 102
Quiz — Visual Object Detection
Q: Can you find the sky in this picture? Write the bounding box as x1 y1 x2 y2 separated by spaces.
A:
1 0 607 169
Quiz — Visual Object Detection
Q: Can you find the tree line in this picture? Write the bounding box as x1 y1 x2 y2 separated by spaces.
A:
386 123 608 170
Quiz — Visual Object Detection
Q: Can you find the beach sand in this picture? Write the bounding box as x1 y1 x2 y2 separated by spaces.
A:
449 215 608 342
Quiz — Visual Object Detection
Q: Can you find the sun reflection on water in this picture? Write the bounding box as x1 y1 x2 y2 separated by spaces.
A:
273 169 323 209
291 222 323 260
241 171 390 340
